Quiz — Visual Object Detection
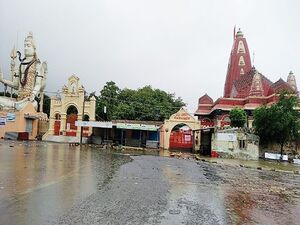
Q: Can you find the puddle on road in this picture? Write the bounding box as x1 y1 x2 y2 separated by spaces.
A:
0 140 131 225
160 163 225 224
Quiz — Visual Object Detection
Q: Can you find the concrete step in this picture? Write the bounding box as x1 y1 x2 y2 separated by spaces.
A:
44 135 87 143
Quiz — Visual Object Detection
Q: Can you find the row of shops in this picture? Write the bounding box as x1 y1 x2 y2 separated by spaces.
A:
49 108 201 152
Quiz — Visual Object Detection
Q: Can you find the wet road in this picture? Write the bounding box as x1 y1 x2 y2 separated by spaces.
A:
0 141 300 225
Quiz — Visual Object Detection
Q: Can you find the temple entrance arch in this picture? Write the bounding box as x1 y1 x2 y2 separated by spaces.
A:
169 123 193 150
66 105 78 136
43 75 96 141
160 108 201 152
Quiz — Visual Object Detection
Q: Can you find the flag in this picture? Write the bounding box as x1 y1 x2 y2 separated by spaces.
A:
233 25 236 40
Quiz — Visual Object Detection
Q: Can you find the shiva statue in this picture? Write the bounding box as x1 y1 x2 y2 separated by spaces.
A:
0 32 47 111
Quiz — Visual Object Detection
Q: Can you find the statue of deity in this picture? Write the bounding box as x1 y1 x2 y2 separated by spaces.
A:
0 32 47 110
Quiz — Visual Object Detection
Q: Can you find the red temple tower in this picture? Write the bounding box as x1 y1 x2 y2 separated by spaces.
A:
195 28 299 129
223 28 252 98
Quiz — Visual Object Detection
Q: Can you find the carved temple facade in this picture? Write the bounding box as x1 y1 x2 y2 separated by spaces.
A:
195 29 299 128
43 75 96 141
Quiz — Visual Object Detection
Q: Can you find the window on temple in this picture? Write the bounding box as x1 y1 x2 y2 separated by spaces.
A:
237 41 246 53
239 56 245 66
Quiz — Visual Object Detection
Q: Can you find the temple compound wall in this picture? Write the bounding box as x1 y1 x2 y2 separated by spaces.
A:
211 128 259 160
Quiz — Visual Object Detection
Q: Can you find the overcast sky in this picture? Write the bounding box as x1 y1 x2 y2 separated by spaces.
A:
0 0 299 113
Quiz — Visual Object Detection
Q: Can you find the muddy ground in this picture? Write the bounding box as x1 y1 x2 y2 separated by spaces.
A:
0 141 299 225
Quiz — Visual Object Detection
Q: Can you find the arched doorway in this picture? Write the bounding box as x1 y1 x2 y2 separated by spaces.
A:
66 105 78 136
83 114 90 137
54 113 61 135
160 108 201 152
169 123 193 151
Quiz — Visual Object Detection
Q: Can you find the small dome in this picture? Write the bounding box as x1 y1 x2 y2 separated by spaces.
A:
236 28 244 38
198 94 213 104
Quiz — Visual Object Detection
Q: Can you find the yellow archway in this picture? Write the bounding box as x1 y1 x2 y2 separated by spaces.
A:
160 108 201 152
43 75 96 139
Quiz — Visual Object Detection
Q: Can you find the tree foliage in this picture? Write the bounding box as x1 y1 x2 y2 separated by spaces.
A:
253 92 300 155
229 107 247 127
96 81 185 121
42 94 51 117
96 81 120 121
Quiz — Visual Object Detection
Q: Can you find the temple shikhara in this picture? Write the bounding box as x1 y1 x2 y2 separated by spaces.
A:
195 29 298 128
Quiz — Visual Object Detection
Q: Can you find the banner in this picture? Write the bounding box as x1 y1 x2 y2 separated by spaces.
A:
75 121 113 128
116 123 158 131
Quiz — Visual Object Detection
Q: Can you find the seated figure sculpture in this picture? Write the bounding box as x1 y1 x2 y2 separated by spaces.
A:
0 32 47 110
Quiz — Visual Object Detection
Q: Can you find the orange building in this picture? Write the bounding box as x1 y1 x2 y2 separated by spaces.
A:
0 103 47 140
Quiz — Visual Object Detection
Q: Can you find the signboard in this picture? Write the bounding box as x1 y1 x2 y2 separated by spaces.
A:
265 153 288 161
75 121 113 128
184 135 191 142
6 112 16 122
216 133 237 141
116 123 158 131
173 112 193 121
0 117 6 126
170 108 195 121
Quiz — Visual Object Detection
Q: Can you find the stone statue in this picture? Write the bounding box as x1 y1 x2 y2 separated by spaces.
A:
0 32 47 110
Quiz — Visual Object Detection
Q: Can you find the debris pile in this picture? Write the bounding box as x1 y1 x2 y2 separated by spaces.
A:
169 152 194 160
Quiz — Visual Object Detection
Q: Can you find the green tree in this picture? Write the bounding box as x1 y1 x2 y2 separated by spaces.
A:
114 88 137 120
116 85 185 121
96 82 185 121
229 107 247 127
96 81 120 121
42 94 51 117
253 92 300 156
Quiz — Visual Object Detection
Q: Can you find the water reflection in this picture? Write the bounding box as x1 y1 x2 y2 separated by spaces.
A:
0 140 130 225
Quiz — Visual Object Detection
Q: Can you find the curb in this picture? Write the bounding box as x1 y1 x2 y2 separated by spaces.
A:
197 158 300 175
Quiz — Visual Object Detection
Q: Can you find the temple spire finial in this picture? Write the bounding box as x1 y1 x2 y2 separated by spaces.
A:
236 28 244 38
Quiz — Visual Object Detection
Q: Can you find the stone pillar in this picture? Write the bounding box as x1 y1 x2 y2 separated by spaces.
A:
248 118 254 128
89 96 96 121
76 112 83 138
216 119 221 128
48 116 55 135
60 113 67 135
165 128 170 150
39 92 44 113
193 130 201 152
